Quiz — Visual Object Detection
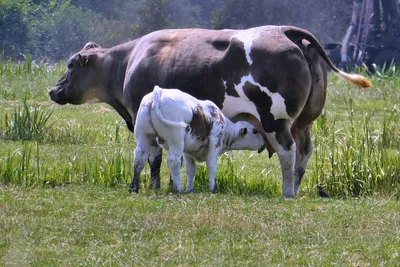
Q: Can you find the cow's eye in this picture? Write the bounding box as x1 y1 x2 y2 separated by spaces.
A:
67 63 73 69
253 129 258 134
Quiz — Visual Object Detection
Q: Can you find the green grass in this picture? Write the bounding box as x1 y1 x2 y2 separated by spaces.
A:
0 58 400 265
1 186 400 266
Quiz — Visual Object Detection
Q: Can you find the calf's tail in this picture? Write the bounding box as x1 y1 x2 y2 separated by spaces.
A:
152 86 189 128
282 26 372 88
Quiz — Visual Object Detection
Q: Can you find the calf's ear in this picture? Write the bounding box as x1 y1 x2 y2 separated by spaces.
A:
240 127 248 137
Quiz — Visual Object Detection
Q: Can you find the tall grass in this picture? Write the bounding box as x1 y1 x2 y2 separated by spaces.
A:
2 98 54 141
0 54 65 76
0 143 135 188
0 54 65 101
307 105 400 198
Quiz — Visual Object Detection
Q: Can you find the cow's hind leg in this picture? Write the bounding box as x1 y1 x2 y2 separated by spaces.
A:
265 121 296 198
292 124 313 195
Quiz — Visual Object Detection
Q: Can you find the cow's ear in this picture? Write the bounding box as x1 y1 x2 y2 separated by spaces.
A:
240 127 248 137
78 54 92 68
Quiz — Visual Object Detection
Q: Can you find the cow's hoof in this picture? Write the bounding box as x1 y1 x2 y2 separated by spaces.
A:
128 187 139 194
282 193 296 199
210 187 218 194
282 187 296 198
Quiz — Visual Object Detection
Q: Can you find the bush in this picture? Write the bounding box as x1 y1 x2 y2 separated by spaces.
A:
0 0 30 60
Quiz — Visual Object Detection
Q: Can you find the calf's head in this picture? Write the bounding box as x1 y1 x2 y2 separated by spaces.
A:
228 121 267 152
49 43 102 105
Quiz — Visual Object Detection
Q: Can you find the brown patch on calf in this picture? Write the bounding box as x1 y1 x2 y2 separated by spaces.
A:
190 105 212 141
207 105 225 147
231 113 275 157
208 105 225 125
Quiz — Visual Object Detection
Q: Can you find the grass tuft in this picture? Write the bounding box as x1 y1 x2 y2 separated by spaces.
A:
2 98 53 141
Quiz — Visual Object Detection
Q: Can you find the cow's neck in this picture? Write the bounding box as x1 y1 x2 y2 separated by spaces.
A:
97 44 136 132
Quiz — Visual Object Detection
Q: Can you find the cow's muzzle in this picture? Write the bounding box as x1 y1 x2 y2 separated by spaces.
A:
49 88 68 105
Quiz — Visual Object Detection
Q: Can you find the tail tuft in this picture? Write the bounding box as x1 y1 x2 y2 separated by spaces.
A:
337 70 372 88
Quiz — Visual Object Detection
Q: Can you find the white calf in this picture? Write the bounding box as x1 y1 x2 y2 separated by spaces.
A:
129 86 267 193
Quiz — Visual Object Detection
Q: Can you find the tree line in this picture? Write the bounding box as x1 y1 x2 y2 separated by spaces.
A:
1 0 353 61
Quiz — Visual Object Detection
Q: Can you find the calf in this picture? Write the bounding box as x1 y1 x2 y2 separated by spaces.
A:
130 86 267 193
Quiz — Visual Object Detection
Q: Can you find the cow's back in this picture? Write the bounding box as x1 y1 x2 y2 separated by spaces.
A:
124 26 312 122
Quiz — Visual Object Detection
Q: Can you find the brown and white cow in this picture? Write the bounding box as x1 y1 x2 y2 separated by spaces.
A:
49 25 371 197
132 86 266 193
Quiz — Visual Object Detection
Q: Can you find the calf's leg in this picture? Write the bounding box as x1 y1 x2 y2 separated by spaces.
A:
129 144 150 193
167 150 184 193
184 155 197 193
206 144 220 193
148 147 162 190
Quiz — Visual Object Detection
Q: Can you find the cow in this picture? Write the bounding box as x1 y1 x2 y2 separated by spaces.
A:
49 25 371 197
131 86 267 193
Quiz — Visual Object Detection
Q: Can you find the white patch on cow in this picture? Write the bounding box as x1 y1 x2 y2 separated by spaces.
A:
234 74 291 120
221 94 260 121
231 29 260 65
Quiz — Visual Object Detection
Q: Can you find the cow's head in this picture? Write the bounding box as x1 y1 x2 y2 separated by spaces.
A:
49 42 102 105
229 121 267 153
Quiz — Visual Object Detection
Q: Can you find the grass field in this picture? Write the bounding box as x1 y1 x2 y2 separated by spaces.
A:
0 58 399 265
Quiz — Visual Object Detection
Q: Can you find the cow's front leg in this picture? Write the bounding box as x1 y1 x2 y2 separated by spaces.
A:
148 146 162 190
265 125 296 198
184 155 197 193
129 144 150 193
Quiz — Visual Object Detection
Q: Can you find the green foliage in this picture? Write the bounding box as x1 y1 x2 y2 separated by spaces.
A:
1 0 355 61
0 0 30 59
3 99 54 141
28 0 112 60
135 0 174 36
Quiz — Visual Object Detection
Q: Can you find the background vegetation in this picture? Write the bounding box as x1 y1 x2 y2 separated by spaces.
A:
1 0 353 61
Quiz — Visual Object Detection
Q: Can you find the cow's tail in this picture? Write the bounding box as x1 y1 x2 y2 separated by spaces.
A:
152 86 189 128
282 26 372 88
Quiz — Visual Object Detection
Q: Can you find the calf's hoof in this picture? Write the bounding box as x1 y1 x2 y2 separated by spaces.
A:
210 186 218 194
186 188 194 194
